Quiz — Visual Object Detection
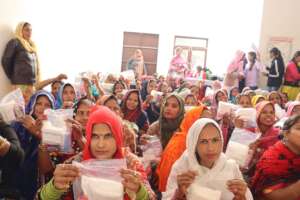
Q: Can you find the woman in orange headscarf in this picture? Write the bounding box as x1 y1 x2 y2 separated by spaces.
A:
156 105 212 192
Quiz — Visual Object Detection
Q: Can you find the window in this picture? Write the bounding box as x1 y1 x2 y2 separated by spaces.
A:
174 36 208 71
121 32 159 75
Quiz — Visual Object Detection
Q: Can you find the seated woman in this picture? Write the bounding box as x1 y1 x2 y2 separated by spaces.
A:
55 83 76 109
267 91 283 107
157 105 211 192
185 94 198 107
113 80 127 104
146 94 185 149
163 118 253 200
251 114 300 200
286 102 300 117
246 101 280 177
122 90 149 136
11 90 55 200
251 95 266 106
35 106 155 200
141 79 160 124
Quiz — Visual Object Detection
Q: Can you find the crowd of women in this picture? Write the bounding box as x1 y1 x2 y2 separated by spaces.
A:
1 22 300 200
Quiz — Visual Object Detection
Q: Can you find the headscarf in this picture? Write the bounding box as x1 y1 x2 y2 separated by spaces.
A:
267 91 282 105
140 79 156 101
286 101 300 117
98 94 118 105
227 50 245 74
25 90 55 116
251 95 266 106
55 83 76 109
157 105 206 191
121 89 143 121
212 89 227 109
159 94 185 149
83 106 124 160
15 22 40 83
229 87 239 104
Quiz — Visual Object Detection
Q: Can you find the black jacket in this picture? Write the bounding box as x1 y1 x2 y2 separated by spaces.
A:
267 58 285 88
1 38 37 84
0 120 25 198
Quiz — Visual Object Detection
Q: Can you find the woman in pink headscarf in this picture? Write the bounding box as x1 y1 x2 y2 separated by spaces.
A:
224 50 246 89
168 47 187 80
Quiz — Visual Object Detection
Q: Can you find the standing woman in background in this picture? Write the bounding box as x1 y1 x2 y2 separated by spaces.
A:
126 49 147 78
2 22 40 104
281 51 300 100
265 47 285 92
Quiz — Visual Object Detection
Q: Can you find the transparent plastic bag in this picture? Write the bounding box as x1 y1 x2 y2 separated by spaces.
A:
41 109 73 153
142 136 162 168
100 83 114 94
73 159 126 200
0 88 25 124
235 108 257 128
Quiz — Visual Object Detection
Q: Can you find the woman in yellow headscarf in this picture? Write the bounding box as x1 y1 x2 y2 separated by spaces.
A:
252 95 266 106
2 22 40 103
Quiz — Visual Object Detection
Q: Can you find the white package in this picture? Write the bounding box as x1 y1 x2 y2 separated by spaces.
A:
150 90 163 102
120 70 135 82
275 104 286 119
142 136 162 168
73 159 126 200
229 128 260 146
217 102 238 119
187 184 221 200
81 176 123 200
42 109 73 153
0 89 25 123
100 83 114 94
235 108 257 128
225 141 250 167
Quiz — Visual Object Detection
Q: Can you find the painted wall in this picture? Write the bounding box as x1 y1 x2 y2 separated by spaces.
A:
258 0 300 88
0 0 264 98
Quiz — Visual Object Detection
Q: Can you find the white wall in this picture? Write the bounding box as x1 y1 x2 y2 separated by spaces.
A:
258 0 300 87
0 0 264 98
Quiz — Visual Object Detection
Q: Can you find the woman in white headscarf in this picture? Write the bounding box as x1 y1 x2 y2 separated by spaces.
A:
163 118 253 200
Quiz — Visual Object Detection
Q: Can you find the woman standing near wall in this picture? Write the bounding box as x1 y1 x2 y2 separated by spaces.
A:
1 22 41 103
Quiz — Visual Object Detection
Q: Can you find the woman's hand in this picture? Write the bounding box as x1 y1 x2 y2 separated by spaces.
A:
21 115 42 137
234 116 245 129
123 124 136 152
53 164 80 191
177 170 198 195
227 179 247 200
0 137 10 157
120 168 141 193
67 119 86 150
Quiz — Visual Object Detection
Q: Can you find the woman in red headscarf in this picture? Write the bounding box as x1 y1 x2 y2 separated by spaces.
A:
35 106 155 200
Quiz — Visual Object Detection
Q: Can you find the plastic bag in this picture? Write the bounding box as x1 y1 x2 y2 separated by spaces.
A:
217 102 238 120
41 109 73 153
235 108 257 128
150 90 163 103
226 128 260 167
187 184 221 200
120 70 135 82
100 83 114 94
275 104 286 119
0 89 25 124
142 136 162 168
73 159 126 200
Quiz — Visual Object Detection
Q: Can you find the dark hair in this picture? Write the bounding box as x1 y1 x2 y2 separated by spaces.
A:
248 51 257 61
51 80 63 87
112 81 126 95
282 114 300 131
236 94 251 104
73 97 93 116
23 22 31 28
292 51 300 63
270 47 283 60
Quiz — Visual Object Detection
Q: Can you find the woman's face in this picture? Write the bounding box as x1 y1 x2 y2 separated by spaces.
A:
75 103 91 127
285 120 300 154
126 93 139 111
256 97 265 105
239 96 252 108
196 124 222 168
22 24 32 40
216 92 227 103
90 123 117 160
292 105 300 116
270 52 275 60
269 93 281 105
231 88 239 97
190 86 199 97
247 53 255 62
114 83 124 94
51 82 61 98
62 85 76 103
33 96 52 119
161 83 169 94
147 81 157 94
163 96 180 119
259 104 275 127
185 96 198 106
105 99 122 117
